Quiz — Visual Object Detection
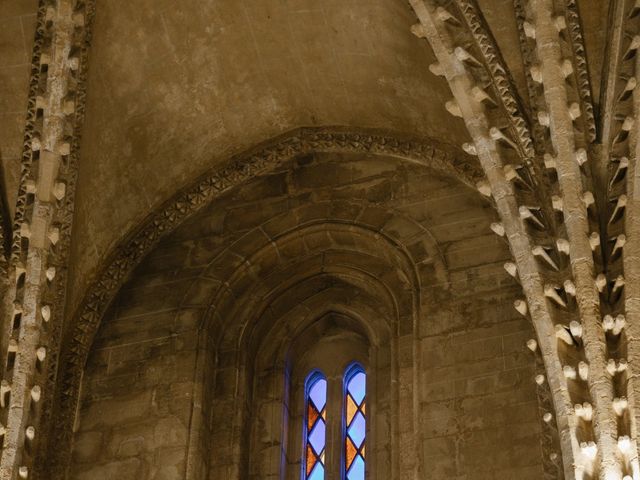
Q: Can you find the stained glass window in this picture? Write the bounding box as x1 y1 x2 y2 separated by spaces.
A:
344 365 366 480
303 372 327 480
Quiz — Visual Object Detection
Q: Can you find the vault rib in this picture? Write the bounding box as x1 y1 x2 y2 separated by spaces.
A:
623 15 640 476
409 0 577 477
527 1 623 477
598 3 640 473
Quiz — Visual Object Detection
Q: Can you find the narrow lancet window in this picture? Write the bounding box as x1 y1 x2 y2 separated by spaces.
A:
303 372 327 480
344 364 366 480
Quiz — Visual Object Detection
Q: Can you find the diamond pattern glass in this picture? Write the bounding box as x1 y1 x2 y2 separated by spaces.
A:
344 365 366 479
347 455 365 480
347 371 366 405
308 463 324 480
309 379 327 411
309 419 326 455
303 373 326 480
347 412 365 448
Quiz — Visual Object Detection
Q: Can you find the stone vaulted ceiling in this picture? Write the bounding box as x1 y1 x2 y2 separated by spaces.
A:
67 0 472 313
0 0 614 314
1 0 640 479
0 0 611 319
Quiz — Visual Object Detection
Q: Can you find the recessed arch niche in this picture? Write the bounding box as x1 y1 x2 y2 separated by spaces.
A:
63 145 544 480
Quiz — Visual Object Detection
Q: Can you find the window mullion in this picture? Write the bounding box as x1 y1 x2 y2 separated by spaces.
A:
326 375 342 480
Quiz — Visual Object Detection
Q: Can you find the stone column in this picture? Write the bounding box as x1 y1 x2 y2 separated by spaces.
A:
0 1 89 478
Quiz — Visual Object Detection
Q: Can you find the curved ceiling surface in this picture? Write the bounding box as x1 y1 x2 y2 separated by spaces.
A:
69 0 473 306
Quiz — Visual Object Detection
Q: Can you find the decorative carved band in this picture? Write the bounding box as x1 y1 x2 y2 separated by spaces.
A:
10 1 47 265
455 0 537 161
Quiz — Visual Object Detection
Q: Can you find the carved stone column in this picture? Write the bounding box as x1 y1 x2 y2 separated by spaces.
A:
0 1 91 478
409 0 639 478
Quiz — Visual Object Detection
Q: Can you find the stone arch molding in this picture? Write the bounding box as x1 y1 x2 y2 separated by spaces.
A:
201 219 425 349
44 126 481 474
247 291 395 480
193 218 418 479
174 216 427 479
201 218 421 364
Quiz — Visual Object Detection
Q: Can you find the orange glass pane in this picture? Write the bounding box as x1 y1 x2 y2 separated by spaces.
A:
361 401 365 416
361 444 365 459
321 407 326 420
346 394 357 425
308 403 319 430
306 444 316 475
345 436 357 469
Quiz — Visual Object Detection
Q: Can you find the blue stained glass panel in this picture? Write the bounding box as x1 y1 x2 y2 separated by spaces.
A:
347 372 366 405
308 463 325 480
347 411 366 448
347 455 365 480
304 372 326 480
343 365 366 480
310 379 327 410
309 420 326 455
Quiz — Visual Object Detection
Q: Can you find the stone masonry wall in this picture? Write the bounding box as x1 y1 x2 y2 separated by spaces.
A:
65 152 544 479
67 282 202 480
420 271 543 479
67 273 543 480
